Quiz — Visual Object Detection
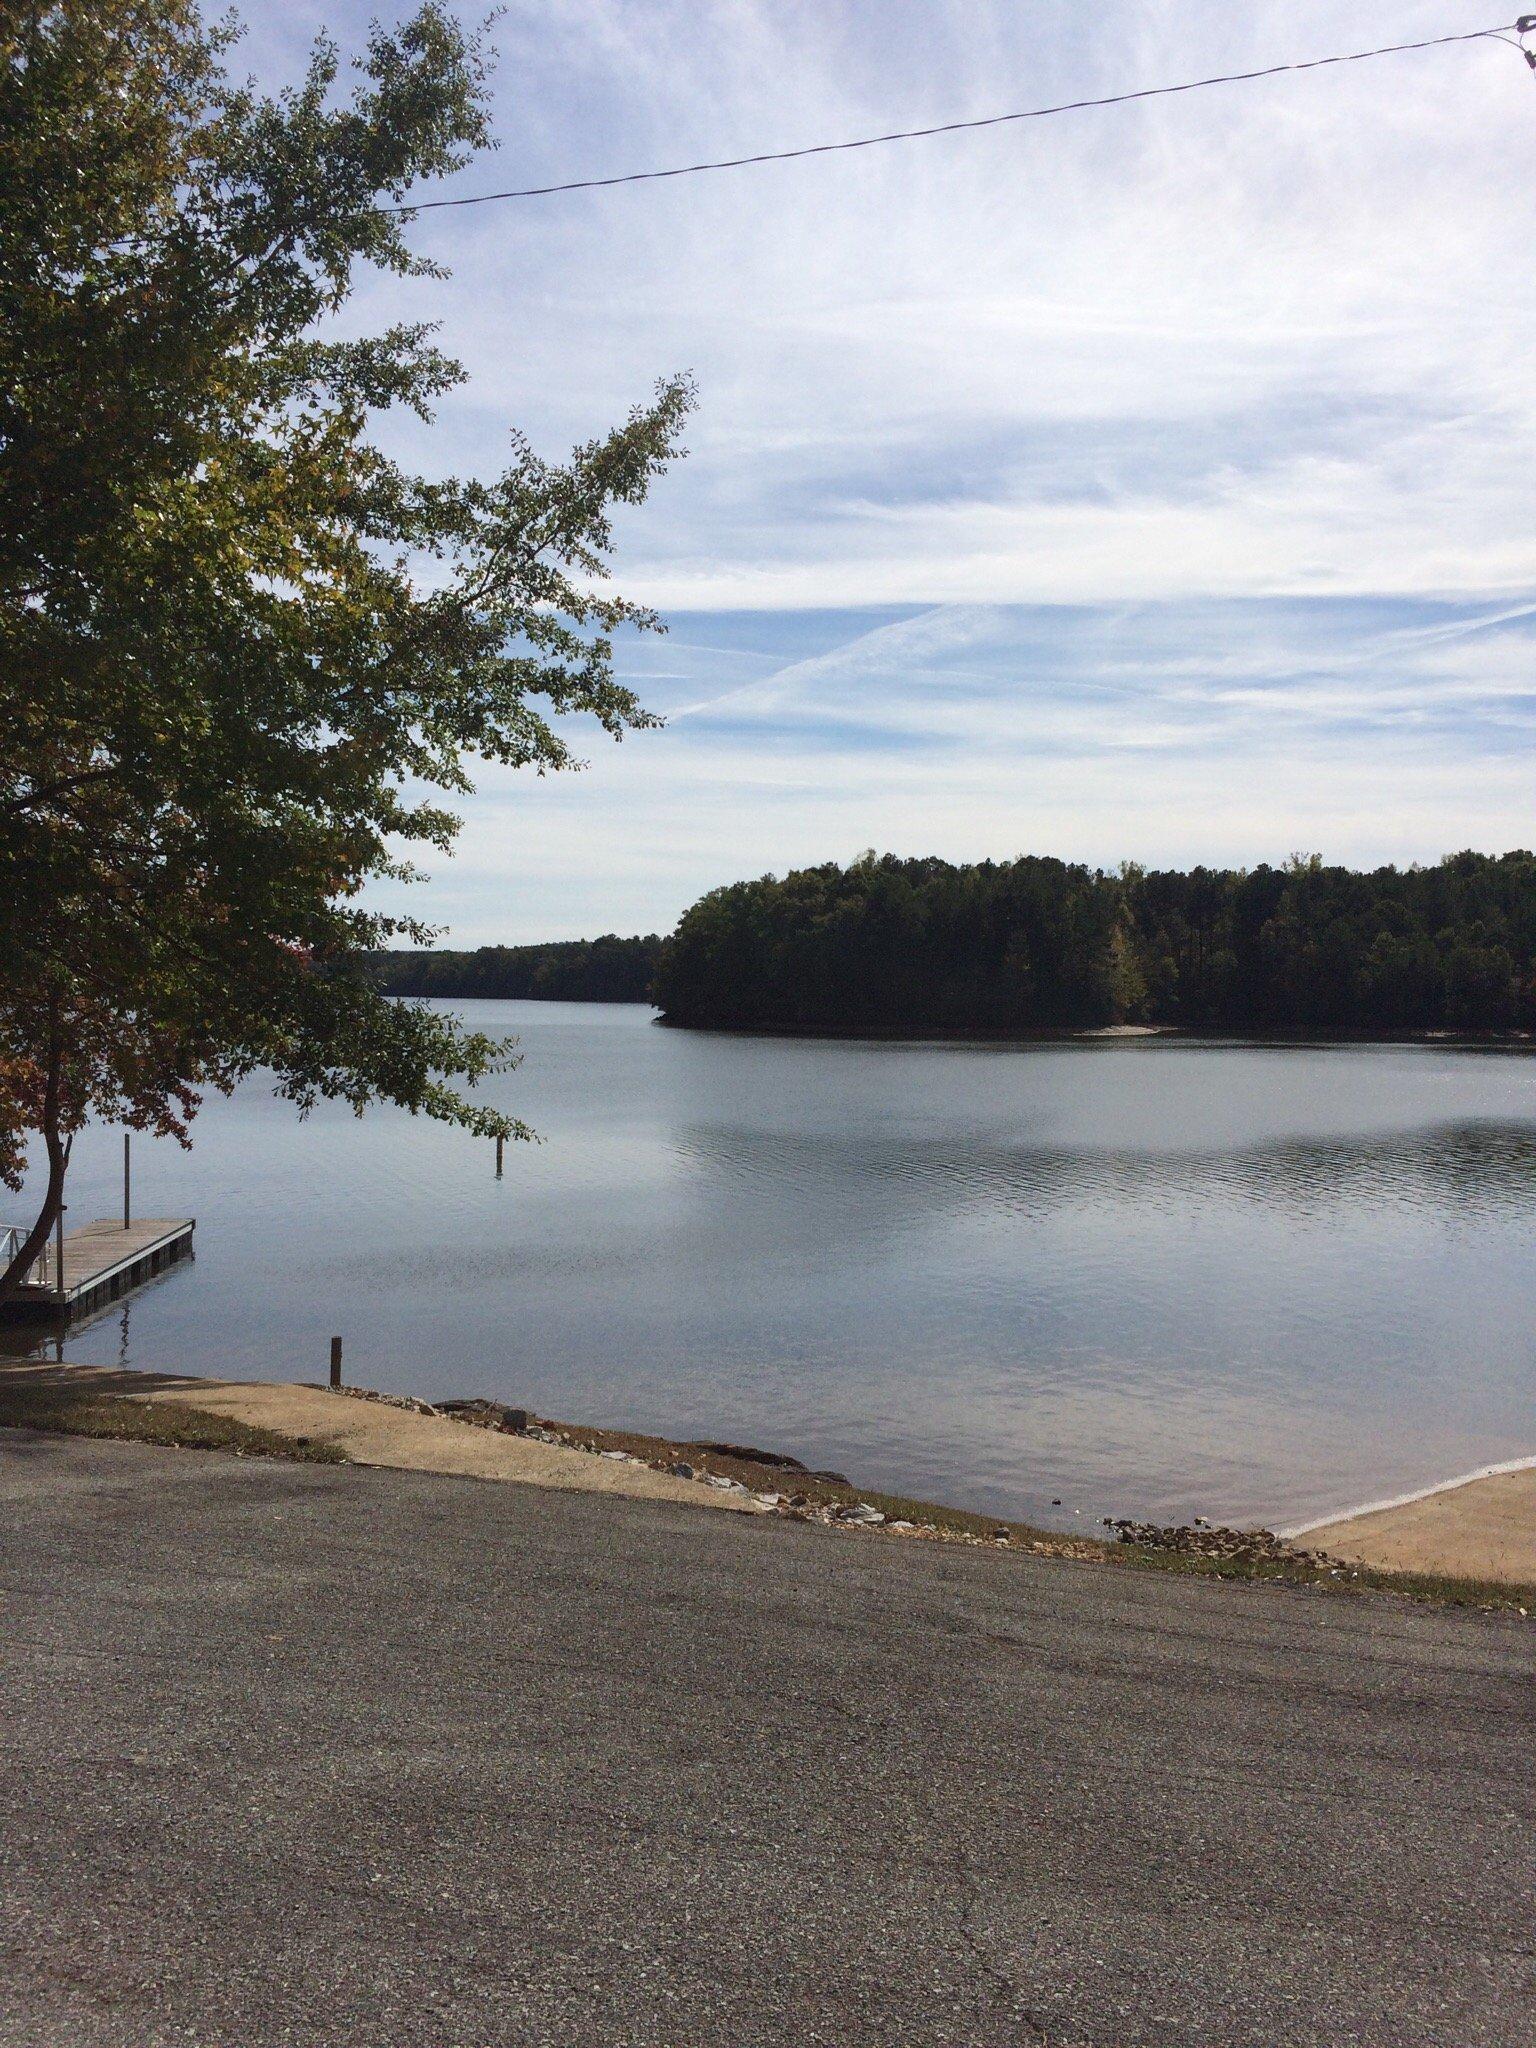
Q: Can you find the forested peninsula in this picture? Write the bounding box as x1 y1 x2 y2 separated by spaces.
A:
372 935 662 1003
651 852 1536 1037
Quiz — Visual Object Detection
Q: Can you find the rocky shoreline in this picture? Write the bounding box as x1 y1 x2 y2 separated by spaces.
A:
342 1388 1353 1571
341 1388 1111 1557
1101 1517 1348 1570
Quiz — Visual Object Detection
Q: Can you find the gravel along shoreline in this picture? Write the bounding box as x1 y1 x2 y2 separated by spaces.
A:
343 1390 1110 1559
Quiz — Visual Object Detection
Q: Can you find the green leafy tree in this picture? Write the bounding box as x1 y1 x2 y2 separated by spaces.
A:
371 935 664 1003
655 851 1536 1041
0 0 692 1299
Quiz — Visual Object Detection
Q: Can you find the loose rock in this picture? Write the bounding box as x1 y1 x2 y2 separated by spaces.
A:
1105 1518 1327 1567
688 1441 809 1473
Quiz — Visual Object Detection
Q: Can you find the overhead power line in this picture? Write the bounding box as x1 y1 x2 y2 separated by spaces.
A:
383 21 1531 215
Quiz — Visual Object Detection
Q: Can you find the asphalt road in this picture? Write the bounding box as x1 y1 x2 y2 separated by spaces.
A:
1 1435 1532 2048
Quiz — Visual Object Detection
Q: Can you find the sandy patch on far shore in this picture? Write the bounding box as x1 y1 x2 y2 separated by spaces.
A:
0 1361 752 1514
1301 1465 1536 1585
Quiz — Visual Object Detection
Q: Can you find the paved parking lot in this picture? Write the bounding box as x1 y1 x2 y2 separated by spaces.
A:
2 1431 1533 2046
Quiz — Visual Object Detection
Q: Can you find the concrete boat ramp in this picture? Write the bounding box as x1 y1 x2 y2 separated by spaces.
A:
1 1217 194 1322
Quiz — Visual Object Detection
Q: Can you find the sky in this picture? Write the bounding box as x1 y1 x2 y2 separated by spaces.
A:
247 1 1536 942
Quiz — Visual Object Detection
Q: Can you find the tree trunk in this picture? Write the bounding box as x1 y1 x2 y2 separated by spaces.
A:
0 1006 70 1309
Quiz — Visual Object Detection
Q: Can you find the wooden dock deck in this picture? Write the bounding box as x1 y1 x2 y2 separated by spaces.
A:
2 1217 195 1321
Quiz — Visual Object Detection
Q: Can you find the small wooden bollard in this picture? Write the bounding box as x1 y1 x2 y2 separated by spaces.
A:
495 1134 504 1178
329 1335 343 1390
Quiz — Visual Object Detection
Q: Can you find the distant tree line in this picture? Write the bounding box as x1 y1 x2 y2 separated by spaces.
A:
650 852 1536 1036
373 935 664 1004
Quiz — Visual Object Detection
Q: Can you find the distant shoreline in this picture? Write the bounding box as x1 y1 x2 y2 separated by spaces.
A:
648 1015 1536 1050
406 996 1536 1051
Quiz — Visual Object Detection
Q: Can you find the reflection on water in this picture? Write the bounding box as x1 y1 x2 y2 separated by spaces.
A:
674 1118 1536 1222
8 1005 1536 1530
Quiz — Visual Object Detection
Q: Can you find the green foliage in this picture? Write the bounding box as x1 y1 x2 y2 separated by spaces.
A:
371 935 664 1003
0 3 692 1266
654 851 1536 1037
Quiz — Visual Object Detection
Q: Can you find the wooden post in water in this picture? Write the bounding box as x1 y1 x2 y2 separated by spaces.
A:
330 1335 343 1390
495 1133 505 1178
123 1133 131 1230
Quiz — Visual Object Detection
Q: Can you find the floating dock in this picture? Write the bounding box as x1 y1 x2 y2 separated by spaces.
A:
2 1217 195 1321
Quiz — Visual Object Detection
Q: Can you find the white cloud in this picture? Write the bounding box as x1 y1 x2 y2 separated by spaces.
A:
385 0 1536 610
244 1 1536 935
258 2 1536 611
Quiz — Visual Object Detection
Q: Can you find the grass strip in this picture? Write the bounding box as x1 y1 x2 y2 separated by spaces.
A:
1114 1541 1534 1613
0 1387 346 1463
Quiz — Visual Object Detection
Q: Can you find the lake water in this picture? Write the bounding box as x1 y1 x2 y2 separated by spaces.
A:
9 1001 1536 1531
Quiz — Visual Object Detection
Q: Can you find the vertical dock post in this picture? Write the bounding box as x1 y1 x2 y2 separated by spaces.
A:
54 1205 66 1305
330 1335 343 1390
495 1133 504 1177
123 1133 132 1230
